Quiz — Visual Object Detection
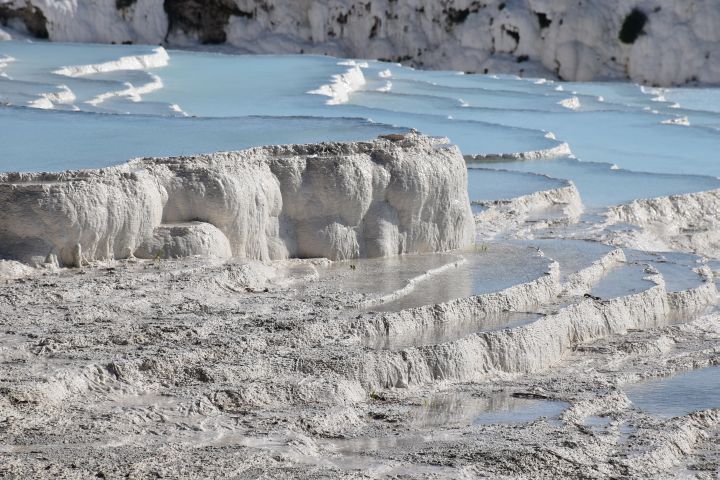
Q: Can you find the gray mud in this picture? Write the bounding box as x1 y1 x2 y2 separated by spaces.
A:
2 180 720 479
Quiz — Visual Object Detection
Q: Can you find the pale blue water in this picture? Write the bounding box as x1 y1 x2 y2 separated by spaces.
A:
661 88 720 114
626 366 720 417
144 51 349 117
665 107 720 130
443 106 720 177
351 83 572 113
466 168 568 203
361 62 558 95
558 82 659 110
0 106 405 172
479 156 720 210
336 65 720 177
0 41 159 81
336 104 559 156
1 40 719 210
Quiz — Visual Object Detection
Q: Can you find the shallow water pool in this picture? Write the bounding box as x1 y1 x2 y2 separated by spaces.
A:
626 366 720 417
371 244 551 312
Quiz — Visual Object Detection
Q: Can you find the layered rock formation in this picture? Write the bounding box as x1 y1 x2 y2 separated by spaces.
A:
0 134 475 266
605 188 720 258
1 0 719 85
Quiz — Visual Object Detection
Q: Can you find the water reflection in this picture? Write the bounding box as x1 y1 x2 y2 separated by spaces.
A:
411 390 568 427
372 244 550 312
626 366 720 417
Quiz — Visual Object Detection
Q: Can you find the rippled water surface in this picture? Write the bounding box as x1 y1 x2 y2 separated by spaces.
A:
467 168 568 203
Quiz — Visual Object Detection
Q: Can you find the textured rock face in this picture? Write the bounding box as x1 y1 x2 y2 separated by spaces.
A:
354 282 672 389
0 134 475 266
134 222 233 259
0 2 48 38
605 188 720 258
1 0 719 85
473 182 583 239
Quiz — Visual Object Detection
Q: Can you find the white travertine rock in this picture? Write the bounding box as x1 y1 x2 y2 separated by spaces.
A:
3 0 720 85
0 0 168 45
134 222 233 260
350 268 718 390
473 182 583 239
464 142 573 162
354 282 672 389
0 259 34 279
0 134 475 266
605 188 720 258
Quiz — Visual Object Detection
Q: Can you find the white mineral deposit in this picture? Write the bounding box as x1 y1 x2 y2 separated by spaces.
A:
1 3 719 478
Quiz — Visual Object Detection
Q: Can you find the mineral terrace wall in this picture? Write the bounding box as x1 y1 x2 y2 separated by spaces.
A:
0 134 475 266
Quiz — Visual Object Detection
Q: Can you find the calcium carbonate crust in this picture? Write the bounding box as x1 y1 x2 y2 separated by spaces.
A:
604 188 720 258
2 214 719 476
473 181 583 239
0 134 475 266
350 278 717 390
464 141 572 162
2 0 719 85
338 250 717 390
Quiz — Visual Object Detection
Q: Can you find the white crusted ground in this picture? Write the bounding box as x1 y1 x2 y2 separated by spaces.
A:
604 189 720 257
1 132 719 477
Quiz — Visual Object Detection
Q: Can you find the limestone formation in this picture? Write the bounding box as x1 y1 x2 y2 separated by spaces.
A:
0 134 475 265
3 0 720 85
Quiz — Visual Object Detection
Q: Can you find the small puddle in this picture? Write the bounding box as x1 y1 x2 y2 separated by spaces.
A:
625 366 720 417
371 244 550 312
590 262 656 300
325 391 568 460
512 239 613 283
472 397 568 426
410 391 568 428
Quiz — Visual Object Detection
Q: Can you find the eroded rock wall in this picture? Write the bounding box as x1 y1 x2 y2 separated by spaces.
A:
0 134 475 265
1 0 719 85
